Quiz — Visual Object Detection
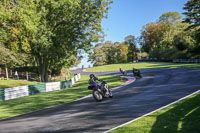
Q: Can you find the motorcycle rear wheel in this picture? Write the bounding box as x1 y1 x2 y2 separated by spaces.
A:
93 90 103 102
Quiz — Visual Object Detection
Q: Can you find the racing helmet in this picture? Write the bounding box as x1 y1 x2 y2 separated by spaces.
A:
89 74 95 79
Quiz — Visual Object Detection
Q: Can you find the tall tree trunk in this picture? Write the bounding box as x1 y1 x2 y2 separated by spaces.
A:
38 56 49 82
26 72 29 81
132 51 134 62
5 67 9 80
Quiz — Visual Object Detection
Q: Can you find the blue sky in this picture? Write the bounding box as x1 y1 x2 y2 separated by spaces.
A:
78 0 188 68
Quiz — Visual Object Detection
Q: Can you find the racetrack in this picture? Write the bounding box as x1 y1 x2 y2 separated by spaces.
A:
0 68 200 133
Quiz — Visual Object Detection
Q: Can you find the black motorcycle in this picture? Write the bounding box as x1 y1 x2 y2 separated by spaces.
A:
133 68 142 78
88 80 113 102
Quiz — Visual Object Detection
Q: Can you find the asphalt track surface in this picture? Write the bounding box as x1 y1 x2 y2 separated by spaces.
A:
0 68 200 133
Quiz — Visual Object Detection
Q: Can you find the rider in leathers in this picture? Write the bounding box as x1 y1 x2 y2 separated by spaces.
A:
89 74 109 95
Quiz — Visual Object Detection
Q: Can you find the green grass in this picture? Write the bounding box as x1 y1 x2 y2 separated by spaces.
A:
0 75 126 119
86 62 200 71
109 92 200 133
0 80 40 89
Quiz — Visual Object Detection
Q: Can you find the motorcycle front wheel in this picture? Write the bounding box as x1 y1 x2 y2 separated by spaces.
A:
93 90 103 102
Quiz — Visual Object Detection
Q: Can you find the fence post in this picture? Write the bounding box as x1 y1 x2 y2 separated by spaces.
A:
26 72 29 81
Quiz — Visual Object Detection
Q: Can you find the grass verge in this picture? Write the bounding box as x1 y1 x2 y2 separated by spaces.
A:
0 80 40 89
0 75 126 119
109 91 200 133
86 62 200 71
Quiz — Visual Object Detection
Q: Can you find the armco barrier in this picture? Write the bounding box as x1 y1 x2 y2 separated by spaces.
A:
173 59 200 63
60 80 72 89
0 89 4 101
28 83 46 95
1 73 81 101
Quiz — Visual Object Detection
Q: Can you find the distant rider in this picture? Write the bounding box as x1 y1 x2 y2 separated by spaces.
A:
120 67 126 75
132 67 142 78
132 67 135 72
120 67 123 73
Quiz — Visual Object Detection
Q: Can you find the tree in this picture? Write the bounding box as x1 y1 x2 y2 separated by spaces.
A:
149 47 180 60
183 0 200 29
88 43 107 66
125 35 138 62
140 22 167 52
172 22 197 59
139 12 195 60
0 0 112 82
159 12 182 48
0 15 26 80
183 0 200 58
118 42 128 63
0 44 22 80
159 12 182 23
104 41 119 64
88 41 128 65
88 41 119 66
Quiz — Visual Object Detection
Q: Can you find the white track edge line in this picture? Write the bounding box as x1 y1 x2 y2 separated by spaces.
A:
104 89 200 133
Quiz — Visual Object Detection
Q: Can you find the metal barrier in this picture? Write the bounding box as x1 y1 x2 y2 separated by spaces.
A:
139 59 200 63
173 59 200 63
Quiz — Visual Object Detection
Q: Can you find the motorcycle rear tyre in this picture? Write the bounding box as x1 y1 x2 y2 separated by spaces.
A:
93 91 103 102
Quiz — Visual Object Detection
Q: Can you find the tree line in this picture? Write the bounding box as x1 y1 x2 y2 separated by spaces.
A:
0 0 112 82
89 0 200 66
88 35 144 66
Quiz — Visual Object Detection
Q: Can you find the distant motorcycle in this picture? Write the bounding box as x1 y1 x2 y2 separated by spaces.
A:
120 67 127 75
133 68 142 78
88 80 113 102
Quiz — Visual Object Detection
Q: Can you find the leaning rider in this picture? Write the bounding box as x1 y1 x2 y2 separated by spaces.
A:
120 66 126 75
89 74 99 86
89 74 109 95
120 66 123 73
